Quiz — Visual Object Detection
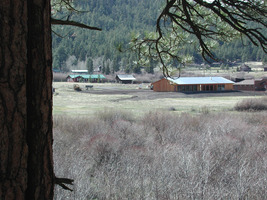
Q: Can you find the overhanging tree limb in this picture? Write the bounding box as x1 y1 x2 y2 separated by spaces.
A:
162 0 267 55
131 0 266 77
51 18 102 31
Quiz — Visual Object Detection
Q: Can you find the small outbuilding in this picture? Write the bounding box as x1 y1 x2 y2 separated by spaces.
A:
115 74 136 84
234 78 267 91
233 79 254 91
152 77 234 92
239 64 251 72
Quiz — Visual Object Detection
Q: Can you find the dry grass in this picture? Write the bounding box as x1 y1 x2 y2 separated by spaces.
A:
53 72 68 82
53 110 267 200
52 82 265 117
234 97 267 112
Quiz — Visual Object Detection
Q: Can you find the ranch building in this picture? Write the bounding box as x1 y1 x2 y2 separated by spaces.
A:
238 64 251 72
67 74 106 82
71 69 89 74
116 74 136 84
152 77 234 92
233 78 267 91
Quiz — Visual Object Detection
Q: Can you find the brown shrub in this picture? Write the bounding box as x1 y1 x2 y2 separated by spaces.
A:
234 97 267 111
53 72 67 82
54 111 267 199
73 84 82 91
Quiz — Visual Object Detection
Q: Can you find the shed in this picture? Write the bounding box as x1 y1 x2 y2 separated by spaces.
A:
239 64 251 72
233 79 254 91
152 77 234 92
71 70 88 74
234 78 267 91
115 74 136 84
67 74 106 82
67 75 80 82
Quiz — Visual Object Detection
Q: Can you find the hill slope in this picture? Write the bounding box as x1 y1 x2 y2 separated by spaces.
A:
52 0 266 73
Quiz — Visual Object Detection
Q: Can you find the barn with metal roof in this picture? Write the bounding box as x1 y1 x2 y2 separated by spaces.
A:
152 77 234 92
115 74 136 84
233 78 267 91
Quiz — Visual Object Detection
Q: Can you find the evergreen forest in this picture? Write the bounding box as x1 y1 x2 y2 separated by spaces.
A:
52 0 266 74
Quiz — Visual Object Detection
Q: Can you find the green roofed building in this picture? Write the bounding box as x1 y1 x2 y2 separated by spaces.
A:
67 74 106 82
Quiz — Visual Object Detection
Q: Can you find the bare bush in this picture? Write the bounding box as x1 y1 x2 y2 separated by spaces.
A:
73 84 82 91
53 72 67 82
53 111 267 200
200 105 210 114
134 72 163 83
96 109 134 126
234 97 267 111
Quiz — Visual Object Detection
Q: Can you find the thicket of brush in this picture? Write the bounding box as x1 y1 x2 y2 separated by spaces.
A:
234 97 267 112
53 110 267 200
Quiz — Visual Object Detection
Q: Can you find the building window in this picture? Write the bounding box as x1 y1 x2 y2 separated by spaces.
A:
186 85 189 91
218 84 225 91
178 85 197 92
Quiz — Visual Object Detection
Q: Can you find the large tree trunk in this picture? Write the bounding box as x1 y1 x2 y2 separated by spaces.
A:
0 0 54 199
0 1 28 199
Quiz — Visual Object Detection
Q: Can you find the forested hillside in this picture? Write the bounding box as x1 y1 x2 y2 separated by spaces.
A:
52 0 266 73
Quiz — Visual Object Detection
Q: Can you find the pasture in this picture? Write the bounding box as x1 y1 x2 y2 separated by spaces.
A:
53 82 265 117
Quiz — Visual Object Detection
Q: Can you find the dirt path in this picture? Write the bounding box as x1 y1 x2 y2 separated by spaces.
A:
82 86 266 101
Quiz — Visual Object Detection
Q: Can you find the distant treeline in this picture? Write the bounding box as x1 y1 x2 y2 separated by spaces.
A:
52 0 266 73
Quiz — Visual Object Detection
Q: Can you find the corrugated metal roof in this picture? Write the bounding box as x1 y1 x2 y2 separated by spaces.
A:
71 70 88 73
233 79 254 85
167 77 234 85
68 74 106 79
116 74 136 80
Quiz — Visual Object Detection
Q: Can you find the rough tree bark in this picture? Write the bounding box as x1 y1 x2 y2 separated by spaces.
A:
0 0 54 199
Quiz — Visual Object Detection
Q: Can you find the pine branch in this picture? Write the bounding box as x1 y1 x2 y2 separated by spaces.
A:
51 18 102 31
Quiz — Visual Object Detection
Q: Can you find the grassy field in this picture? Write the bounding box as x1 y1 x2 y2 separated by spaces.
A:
53 82 266 118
